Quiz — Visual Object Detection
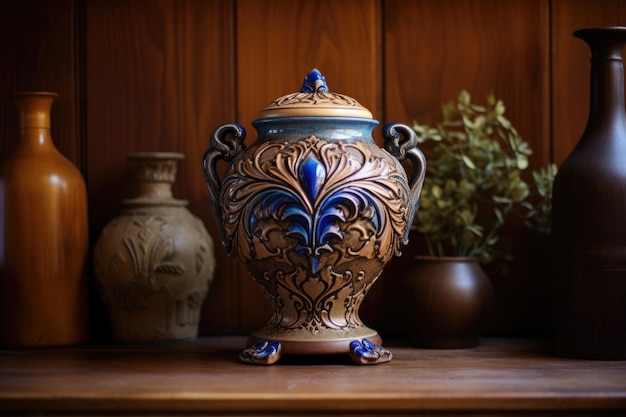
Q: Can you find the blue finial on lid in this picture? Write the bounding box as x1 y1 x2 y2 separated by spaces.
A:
300 69 329 93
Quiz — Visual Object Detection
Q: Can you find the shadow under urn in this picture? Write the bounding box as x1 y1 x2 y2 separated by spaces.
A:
202 69 426 365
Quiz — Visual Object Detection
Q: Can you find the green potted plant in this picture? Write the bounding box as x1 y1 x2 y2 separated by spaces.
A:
523 163 558 239
411 90 538 265
397 90 555 349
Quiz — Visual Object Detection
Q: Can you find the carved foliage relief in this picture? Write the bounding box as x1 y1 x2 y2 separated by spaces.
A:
220 136 410 333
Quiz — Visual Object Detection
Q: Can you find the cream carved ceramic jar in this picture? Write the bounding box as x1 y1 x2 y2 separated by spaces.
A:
202 69 425 365
94 152 216 344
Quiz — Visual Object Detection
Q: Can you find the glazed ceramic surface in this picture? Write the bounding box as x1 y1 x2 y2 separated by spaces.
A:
203 69 425 365
0 92 89 348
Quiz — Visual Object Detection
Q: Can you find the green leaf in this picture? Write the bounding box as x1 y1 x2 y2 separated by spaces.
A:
462 155 476 169
409 89 546 265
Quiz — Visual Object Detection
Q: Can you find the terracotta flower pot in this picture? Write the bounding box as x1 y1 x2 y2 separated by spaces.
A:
398 256 494 349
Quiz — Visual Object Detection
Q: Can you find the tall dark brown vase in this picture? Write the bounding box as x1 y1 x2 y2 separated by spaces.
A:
551 27 626 360
0 92 89 347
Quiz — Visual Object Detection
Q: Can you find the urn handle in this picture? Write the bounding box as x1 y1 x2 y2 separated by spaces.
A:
202 123 246 248
382 122 427 243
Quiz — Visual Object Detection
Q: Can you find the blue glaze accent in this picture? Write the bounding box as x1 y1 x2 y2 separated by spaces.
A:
323 190 380 231
300 157 326 202
247 187 313 258
248 169 378 265
241 340 281 360
252 117 379 143
350 338 375 355
239 340 282 365
300 68 328 93
349 338 392 364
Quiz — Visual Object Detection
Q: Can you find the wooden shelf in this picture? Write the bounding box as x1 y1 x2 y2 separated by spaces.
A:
1 336 625 416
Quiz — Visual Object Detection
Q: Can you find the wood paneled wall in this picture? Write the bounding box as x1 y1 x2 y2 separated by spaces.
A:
2 0 625 341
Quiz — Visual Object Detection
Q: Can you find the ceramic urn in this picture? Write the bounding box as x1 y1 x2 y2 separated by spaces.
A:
202 69 425 365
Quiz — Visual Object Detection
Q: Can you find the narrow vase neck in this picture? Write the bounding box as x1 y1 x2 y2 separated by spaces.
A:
576 27 626 133
137 182 174 200
11 92 58 149
588 56 626 125
126 153 185 201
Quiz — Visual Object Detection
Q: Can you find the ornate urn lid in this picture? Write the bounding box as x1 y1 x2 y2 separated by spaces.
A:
257 69 373 119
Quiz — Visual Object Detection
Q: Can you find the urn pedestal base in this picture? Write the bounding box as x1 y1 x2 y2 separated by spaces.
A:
241 327 391 365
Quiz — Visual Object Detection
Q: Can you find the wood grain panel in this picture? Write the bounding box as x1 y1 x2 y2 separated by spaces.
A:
236 0 382 138
383 0 550 165
84 0 237 338
551 0 626 165
0 0 81 168
374 0 552 337
235 0 382 333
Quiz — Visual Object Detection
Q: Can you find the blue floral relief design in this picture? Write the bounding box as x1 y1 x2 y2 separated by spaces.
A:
220 135 409 332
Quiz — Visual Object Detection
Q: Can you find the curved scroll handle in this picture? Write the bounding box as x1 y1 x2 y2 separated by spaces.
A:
201 123 246 253
382 122 427 245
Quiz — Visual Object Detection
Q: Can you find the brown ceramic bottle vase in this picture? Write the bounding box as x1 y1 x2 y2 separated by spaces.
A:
551 26 626 360
398 256 494 349
93 152 216 344
0 92 90 347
